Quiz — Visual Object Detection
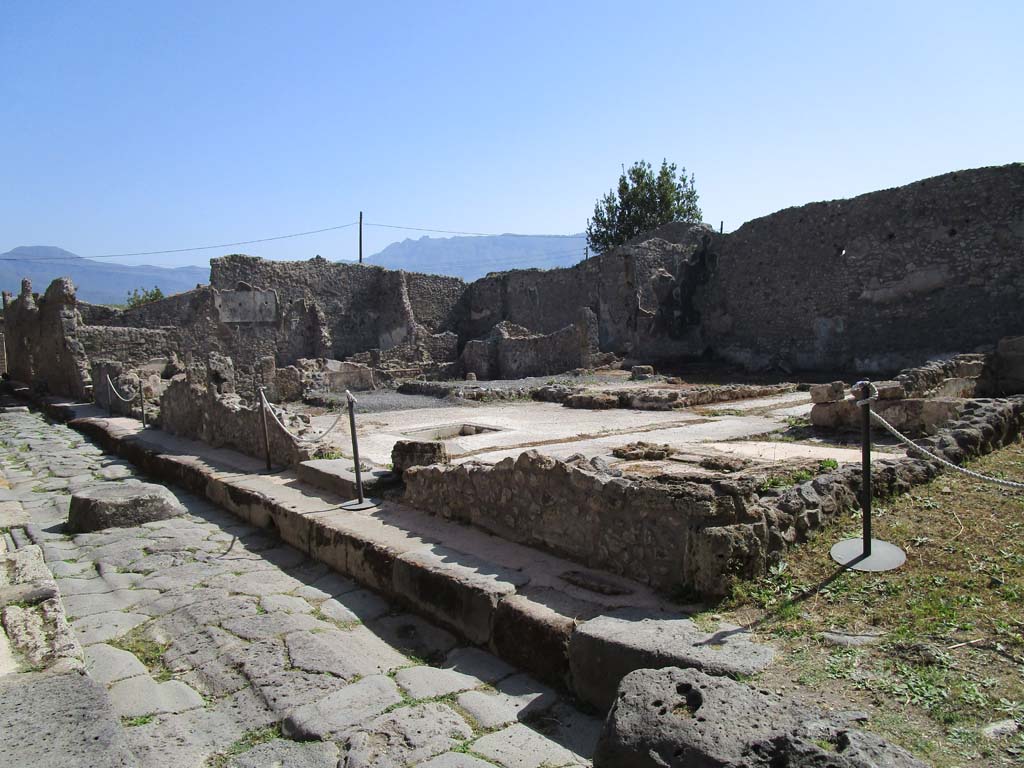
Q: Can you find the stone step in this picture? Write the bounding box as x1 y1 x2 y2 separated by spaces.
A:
295 458 397 499
33 395 776 711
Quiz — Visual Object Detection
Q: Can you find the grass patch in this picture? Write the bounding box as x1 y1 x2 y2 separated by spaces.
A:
757 468 815 492
701 437 1024 767
205 724 281 768
122 714 154 727
109 627 174 682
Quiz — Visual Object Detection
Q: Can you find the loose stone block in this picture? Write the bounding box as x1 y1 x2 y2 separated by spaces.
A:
594 667 927 768
67 483 186 533
630 365 655 380
809 381 845 403
391 440 450 475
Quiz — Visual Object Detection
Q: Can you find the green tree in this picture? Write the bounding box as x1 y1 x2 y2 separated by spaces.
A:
125 286 165 308
585 159 702 255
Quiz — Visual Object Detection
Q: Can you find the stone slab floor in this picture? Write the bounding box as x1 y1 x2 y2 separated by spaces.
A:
0 408 600 767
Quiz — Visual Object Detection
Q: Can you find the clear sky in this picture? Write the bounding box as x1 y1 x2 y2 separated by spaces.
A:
2 1 1021 267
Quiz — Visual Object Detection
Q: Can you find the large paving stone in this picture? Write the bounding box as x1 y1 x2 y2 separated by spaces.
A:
63 587 161 620
108 674 205 717
593 667 928 768
228 739 339 768
340 702 474 767
569 608 775 709
71 610 149 645
221 611 333 641
442 646 515 684
84 642 148 684
285 627 407 678
68 482 186 532
0 670 135 767
456 673 557 730
417 755 496 768
282 674 404 740
395 664 484 700
471 723 578 768
368 612 458 662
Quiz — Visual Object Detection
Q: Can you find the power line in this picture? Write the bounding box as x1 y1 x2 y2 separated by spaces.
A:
2 218 585 263
364 223 501 237
1 222 360 261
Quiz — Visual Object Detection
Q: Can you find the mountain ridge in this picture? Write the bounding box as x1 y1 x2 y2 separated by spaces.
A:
0 246 210 305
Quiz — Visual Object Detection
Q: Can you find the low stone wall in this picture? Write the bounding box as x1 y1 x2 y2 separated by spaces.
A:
404 451 768 597
159 377 310 467
404 396 1024 598
554 382 797 411
766 397 1024 551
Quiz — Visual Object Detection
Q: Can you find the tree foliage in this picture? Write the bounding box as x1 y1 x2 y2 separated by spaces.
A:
586 159 702 255
125 286 165 308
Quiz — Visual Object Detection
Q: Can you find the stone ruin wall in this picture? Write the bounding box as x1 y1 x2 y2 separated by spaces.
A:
6 163 1023 401
699 164 1024 372
4 278 91 398
208 255 465 360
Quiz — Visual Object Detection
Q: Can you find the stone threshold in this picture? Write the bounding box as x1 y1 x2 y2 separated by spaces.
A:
27 393 775 711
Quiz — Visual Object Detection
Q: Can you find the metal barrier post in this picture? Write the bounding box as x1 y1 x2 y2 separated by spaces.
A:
340 390 376 511
861 382 872 557
139 386 146 428
830 381 906 572
258 387 272 472
106 375 113 416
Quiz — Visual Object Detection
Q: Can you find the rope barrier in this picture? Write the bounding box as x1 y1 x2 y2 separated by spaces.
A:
868 406 1024 491
258 389 347 445
106 374 138 403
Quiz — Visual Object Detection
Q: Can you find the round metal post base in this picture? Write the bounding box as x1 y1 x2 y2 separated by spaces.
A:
340 498 379 512
830 538 906 572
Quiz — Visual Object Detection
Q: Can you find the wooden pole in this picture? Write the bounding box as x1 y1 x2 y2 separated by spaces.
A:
359 211 363 264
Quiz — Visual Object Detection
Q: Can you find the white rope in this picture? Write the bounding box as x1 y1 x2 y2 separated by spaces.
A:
259 389 305 442
258 389 346 445
106 374 137 403
868 406 1024 491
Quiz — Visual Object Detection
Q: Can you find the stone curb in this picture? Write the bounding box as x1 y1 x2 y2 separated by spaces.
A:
25 394 776 711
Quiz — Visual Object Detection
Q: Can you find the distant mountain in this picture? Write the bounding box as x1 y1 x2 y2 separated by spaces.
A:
367 233 588 281
0 246 210 305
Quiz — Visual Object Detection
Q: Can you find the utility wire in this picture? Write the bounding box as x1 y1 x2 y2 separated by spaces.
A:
365 223 504 237
2 219 584 263
0 222 360 261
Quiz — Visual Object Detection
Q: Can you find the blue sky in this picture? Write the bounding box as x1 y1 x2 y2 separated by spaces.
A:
2 1 1021 267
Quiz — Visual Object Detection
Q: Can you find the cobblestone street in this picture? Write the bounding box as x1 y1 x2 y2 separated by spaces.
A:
0 407 600 767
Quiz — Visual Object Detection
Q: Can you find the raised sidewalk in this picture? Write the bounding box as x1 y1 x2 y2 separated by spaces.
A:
32 394 774 710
